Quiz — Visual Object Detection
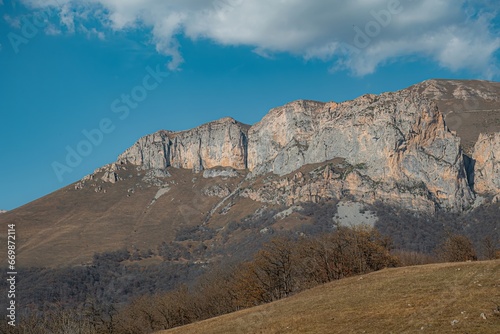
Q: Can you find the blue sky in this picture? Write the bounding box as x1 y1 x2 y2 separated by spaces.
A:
0 0 499 210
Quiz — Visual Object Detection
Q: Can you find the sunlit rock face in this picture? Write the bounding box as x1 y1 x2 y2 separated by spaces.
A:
247 92 473 212
473 133 500 196
108 80 500 213
118 117 248 171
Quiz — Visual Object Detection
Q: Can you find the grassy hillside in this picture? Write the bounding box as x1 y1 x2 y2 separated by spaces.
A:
0 166 253 267
159 260 500 334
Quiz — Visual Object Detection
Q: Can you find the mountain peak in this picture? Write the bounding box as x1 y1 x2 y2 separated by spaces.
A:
117 115 249 171
3 78 500 268
89 79 499 214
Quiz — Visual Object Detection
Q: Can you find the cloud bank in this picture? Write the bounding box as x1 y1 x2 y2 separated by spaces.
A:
19 0 500 77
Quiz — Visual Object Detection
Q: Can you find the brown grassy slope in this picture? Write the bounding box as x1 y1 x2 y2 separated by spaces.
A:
160 260 500 334
0 166 253 267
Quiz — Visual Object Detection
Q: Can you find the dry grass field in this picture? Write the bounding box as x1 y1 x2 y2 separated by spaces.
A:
160 260 500 334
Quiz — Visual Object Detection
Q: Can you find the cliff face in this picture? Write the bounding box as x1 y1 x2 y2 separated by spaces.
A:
4 79 499 268
473 133 500 196
170 117 248 171
117 131 171 170
247 92 473 211
247 100 328 173
90 80 500 213
118 117 248 171
248 93 461 178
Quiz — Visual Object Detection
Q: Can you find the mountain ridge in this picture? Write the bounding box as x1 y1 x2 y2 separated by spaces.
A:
1 78 499 268
94 79 500 212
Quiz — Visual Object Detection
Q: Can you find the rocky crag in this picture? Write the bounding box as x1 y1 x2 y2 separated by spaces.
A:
3 79 499 268
81 79 499 213
473 133 500 198
117 117 249 171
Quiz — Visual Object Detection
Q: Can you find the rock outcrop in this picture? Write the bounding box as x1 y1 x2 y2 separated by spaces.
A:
247 92 474 211
203 168 238 178
247 100 328 173
74 79 500 213
101 171 118 184
473 133 500 195
241 160 439 213
118 117 249 171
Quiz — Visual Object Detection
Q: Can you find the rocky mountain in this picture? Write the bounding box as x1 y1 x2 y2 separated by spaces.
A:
414 79 500 153
0 210 6 214
1 79 499 267
117 117 249 172
473 132 500 196
93 79 499 212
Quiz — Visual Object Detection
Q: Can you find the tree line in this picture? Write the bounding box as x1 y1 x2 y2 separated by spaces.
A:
1 199 498 333
3 225 401 333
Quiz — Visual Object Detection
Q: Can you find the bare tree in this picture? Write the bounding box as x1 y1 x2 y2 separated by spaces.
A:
438 234 477 262
481 236 499 260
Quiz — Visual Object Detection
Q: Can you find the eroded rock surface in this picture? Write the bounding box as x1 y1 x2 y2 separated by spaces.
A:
473 133 500 195
75 80 500 212
117 117 249 171
246 92 473 211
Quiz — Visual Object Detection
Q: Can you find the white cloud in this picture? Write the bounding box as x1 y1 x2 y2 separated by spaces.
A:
59 4 75 33
3 14 21 29
79 24 105 40
45 24 62 35
19 0 500 77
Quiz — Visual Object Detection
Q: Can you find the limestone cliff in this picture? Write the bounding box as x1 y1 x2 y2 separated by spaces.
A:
473 133 500 196
7 79 499 269
247 100 328 173
117 117 249 171
77 79 500 213
247 92 474 211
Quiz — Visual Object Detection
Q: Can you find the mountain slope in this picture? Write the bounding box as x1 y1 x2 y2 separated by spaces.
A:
1 79 499 268
160 260 500 334
413 79 500 153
